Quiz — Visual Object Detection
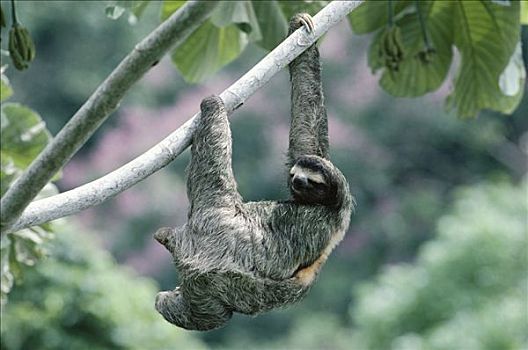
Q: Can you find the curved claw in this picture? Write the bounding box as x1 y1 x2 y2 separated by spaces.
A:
298 13 314 33
290 13 314 34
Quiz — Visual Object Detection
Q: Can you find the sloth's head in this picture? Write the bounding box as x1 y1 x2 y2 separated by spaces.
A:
289 155 348 207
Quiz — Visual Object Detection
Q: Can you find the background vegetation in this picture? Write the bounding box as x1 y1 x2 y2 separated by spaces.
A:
1 1 527 349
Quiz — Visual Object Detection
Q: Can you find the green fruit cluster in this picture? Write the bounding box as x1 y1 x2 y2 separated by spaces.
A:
378 26 405 72
8 24 35 70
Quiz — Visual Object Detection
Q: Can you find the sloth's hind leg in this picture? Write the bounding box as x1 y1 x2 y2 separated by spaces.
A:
155 288 232 331
153 225 188 256
154 227 176 252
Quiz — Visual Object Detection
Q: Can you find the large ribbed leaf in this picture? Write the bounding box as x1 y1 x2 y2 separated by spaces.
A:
172 21 248 83
448 0 521 117
370 1 454 97
163 1 255 83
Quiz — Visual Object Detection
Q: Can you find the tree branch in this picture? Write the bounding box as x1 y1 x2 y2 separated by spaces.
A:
4 0 364 234
0 1 218 233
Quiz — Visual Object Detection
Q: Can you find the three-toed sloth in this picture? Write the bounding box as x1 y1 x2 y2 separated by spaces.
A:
154 14 353 331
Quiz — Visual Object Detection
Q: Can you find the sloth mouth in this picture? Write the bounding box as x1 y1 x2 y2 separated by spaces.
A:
291 184 308 196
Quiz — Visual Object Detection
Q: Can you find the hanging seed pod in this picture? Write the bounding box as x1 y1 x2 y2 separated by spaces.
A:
417 47 436 64
379 25 406 72
0 5 6 28
8 24 35 70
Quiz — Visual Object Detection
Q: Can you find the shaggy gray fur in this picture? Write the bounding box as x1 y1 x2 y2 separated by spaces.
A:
154 14 354 331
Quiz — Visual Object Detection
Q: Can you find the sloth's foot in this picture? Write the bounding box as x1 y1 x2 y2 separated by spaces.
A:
154 227 172 244
200 95 225 116
155 287 231 331
289 13 314 33
155 287 195 329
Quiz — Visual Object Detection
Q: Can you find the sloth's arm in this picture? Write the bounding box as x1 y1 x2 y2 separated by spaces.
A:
287 14 329 167
187 96 241 213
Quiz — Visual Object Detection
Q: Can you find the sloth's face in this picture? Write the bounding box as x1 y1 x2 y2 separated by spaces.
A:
289 156 339 206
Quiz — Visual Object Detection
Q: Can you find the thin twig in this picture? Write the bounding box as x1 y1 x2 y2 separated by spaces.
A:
4 0 364 234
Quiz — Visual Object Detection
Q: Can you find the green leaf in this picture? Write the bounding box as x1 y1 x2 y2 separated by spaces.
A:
0 73 12 102
211 1 262 41
448 0 521 117
0 156 19 197
0 103 52 170
494 42 526 114
105 4 126 20
348 0 411 34
252 0 288 50
0 98 57 305
13 228 48 266
161 0 186 21
106 1 150 24
0 236 14 295
521 0 528 24
279 1 328 22
372 1 454 97
130 1 150 19
172 21 248 83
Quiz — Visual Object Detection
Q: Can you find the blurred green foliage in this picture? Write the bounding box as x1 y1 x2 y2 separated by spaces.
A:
0 70 58 305
0 222 206 350
350 180 528 350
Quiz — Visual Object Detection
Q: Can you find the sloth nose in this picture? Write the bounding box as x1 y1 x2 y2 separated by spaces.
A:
293 174 308 188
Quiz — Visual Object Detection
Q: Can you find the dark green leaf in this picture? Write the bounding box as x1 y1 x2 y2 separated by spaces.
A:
348 0 411 34
0 103 52 170
172 21 248 83
252 0 288 50
7 240 23 282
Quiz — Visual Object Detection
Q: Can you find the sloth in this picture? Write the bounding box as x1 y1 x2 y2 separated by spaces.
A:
154 14 354 331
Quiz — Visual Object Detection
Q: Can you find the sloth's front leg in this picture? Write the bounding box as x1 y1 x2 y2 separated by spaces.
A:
187 96 242 214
